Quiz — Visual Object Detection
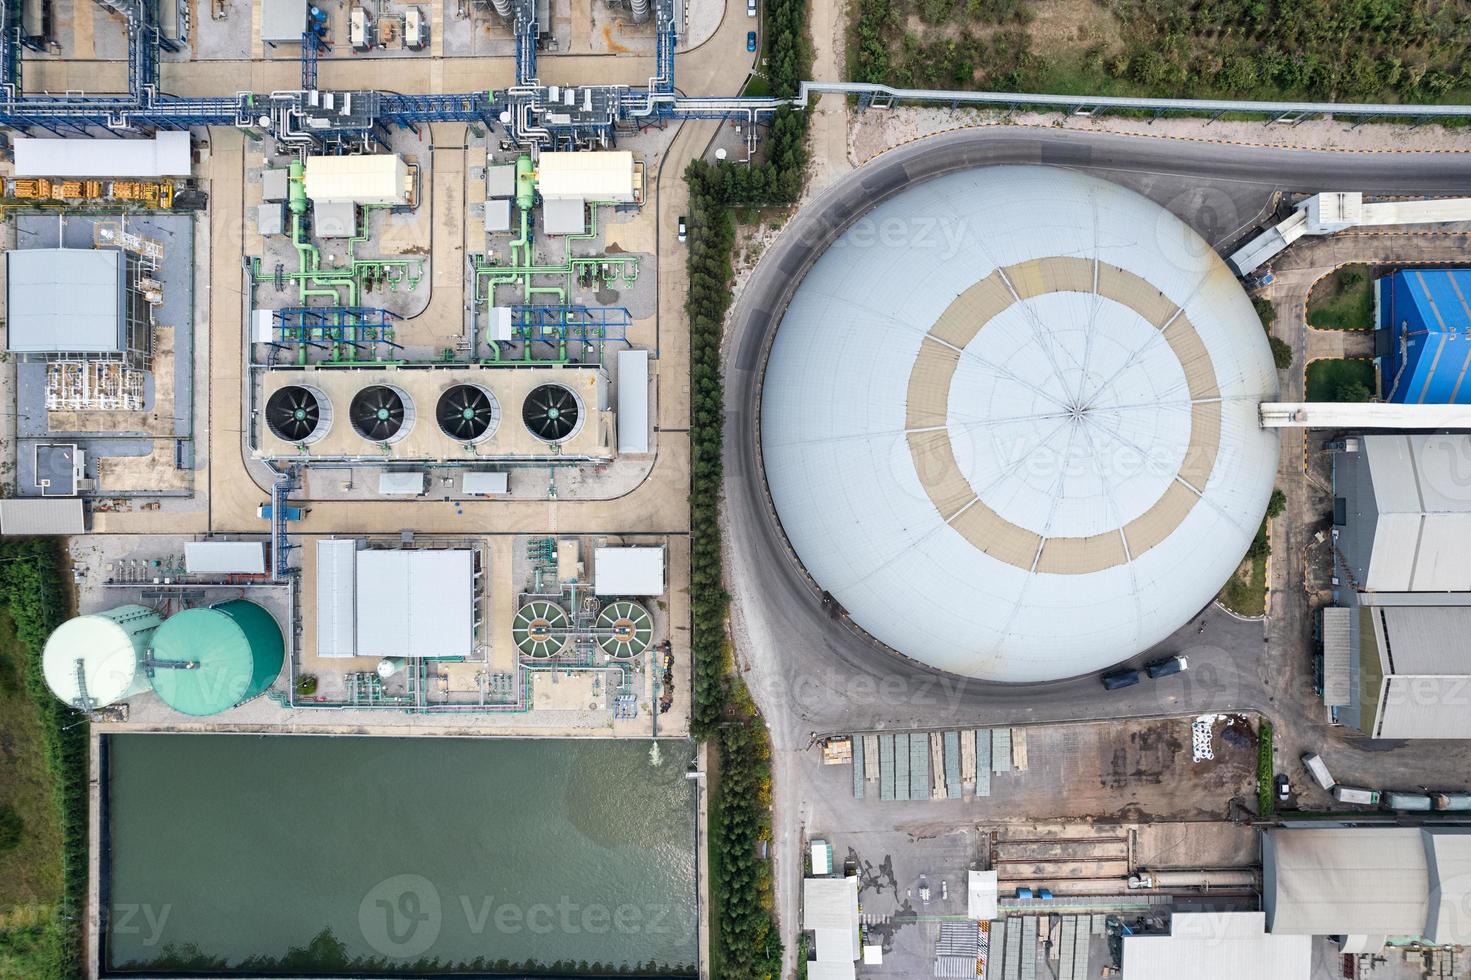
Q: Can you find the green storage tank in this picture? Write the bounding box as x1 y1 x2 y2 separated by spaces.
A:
148 600 284 716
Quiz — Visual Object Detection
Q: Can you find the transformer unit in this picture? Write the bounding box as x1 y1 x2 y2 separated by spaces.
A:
403 6 427 50
349 6 373 50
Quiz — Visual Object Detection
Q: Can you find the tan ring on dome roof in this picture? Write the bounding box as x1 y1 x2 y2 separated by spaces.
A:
904 256 1223 576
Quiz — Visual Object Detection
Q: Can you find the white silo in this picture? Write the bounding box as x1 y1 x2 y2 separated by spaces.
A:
41 604 162 710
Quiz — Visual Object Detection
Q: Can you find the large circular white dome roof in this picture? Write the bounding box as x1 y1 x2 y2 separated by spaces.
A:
760 166 1280 682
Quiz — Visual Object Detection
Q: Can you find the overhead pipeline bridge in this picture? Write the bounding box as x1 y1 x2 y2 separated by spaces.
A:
6 1 1471 147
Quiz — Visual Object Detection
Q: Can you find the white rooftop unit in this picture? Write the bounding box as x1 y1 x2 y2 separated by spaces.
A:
355 549 475 658
485 163 516 198
617 350 649 454
305 154 410 206
184 541 267 575
6 249 125 354
485 198 513 234
316 538 361 658
542 197 586 236
378 471 426 496
536 151 636 203
13 131 191 178
462 471 509 495
260 0 306 43
594 546 664 596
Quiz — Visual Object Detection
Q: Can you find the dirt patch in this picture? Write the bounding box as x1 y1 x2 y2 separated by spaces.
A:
1028 0 1120 54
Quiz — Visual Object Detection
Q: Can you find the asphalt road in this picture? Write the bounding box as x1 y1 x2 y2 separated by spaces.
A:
722 127 1471 977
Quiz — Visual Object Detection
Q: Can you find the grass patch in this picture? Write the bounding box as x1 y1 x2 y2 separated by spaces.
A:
1307 265 1374 330
1257 718 1275 818
1218 551 1267 618
742 74 772 98
1305 358 1376 402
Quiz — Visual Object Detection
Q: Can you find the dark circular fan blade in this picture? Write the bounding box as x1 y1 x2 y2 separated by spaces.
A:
436 385 496 441
265 385 322 442
350 385 406 441
522 384 580 441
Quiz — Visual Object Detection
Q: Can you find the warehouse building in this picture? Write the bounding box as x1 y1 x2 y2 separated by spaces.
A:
6 249 140 360
1120 912 1309 980
1327 434 1471 737
1264 827 1471 949
1379 269 1471 404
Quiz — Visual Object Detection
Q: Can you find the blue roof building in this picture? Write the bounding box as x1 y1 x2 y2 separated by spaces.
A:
1379 269 1471 403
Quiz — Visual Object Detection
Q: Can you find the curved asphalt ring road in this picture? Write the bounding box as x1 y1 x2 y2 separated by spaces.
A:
723 126 1471 739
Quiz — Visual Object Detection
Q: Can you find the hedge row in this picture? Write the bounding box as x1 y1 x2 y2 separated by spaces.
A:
1 537 86 979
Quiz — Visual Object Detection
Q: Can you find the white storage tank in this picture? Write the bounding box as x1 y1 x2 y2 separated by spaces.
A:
42 604 162 709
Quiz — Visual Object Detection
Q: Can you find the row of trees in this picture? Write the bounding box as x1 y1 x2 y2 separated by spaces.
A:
687 0 813 973
851 0 1471 103
0 537 85 980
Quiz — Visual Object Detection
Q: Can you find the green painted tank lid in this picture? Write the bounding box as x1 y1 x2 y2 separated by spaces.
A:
148 601 284 717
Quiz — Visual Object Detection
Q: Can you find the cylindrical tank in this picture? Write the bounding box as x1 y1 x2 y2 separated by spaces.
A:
377 657 406 679
147 601 285 716
42 605 161 709
287 159 308 216
515 154 535 213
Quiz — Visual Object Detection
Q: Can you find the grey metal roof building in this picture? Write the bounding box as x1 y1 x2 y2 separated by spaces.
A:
6 249 126 354
761 166 1281 681
1330 434 1471 737
0 497 84 534
1264 827 1471 947
1121 912 1309 980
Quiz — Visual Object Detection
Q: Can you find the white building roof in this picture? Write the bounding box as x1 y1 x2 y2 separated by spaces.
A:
617 349 650 454
184 541 267 574
761 166 1281 681
1263 827 1471 943
305 154 409 206
462 471 509 495
593 546 664 596
377 471 426 496
536 151 635 202
967 870 998 920
13 131 191 178
1121 912 1309 980
1360 435 1471 591
315 539 360 658
355 549 475 658
7 249 125 354
803 876 859 962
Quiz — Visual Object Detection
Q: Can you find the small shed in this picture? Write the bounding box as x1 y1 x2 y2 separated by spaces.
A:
378 471 426 496
593 546 664 596
260 0 307 44
184 541 267 575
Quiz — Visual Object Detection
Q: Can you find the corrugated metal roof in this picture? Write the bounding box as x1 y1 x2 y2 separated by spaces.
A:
1321 607 1351 707
1376 678 1471 738
355 549 474 658
1425 830 1471 943
6 249 124 354
1121 912 1309 980
803 877 859 962
0 497 84 535
1384 274 1471 403
1264 828 1430 939
617 349 649 454
1360 435 1471 590
315 539 359 658
184 541 266 574
13 131 190 177
593 546 663 596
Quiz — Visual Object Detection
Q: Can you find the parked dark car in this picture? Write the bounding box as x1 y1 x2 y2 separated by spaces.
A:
1101 668 1141 691
1144 655 1188 679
